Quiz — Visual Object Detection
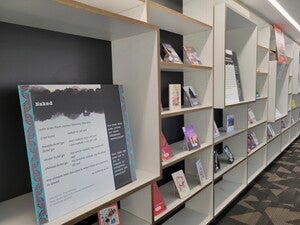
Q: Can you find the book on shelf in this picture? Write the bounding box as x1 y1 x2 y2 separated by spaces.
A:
182 85 200 107
281 119 287 129
267 124 276 138
160 43 183 64
213 121 220 138
98 203 121 225
226 114 235 133
249 131 259 146
248 108 257 124
161 131 173 161
169 84 181 111
291 99 296 109
274 24 287 64
214 150 221 173
225 49 244 104
183 46 202 65
223 145 234 163
171 170 191 198
195 158 206 184
18 84 136 224
182 124 201 150
152 182 167 216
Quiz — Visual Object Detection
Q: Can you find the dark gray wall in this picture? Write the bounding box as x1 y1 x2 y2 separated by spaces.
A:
0 22 112 202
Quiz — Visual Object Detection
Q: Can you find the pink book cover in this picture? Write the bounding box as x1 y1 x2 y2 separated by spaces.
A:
152 182 167 216
161 132 173 161
98 203 121 225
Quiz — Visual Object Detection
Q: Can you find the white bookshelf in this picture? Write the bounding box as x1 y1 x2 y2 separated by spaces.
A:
290 122 298 143
257 46 269 74
0 0 160 224
281 129 290 152
248 123 267 155
247 146 266 183
267 136 281 165
248 99 268 128
268 61 289 122
214 2 257 108
162 184 213 225
214 160 247 215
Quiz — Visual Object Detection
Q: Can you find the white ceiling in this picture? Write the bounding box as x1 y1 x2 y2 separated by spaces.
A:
238 0 300 44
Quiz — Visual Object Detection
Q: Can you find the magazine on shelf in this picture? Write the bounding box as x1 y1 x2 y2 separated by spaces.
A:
161 43 183 64
182 124 201 150
267 124 276 138
225 49 244 104
249 131 259 146
152 182 167 216
196 158 206 184
169 84 181 111
223 145 234 163
183 46 202 65
248 108 257 124
98 203 121 225
226 114 235 133
274 24 287 64
183 85 200 107
172 170 190 198
161 132 173 161
18 84 136 224
213 121 220 138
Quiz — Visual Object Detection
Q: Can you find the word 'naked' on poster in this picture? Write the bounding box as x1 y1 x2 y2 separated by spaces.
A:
18 84 136 224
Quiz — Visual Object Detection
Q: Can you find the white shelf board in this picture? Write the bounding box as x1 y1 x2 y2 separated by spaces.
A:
281 126 291 133
149 1 212 35
256 96 268 100
214 129 246 145
214 180 245 215
74 0 145 14
257 44 269 51
156 177 212 222
247 143 266 157
248 164 265 183
267 133 281 143
248 119 267 129
214 157 245 180
0 0 157 41
256 71 268 76
161 104 212 118
160 62 212 72
162 141 212 169
281 143 290 152
225 99 255 107
0 169 157 225
162 207 212 225
275 114 287 122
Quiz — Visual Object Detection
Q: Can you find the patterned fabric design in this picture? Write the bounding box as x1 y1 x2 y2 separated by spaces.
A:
18 85 48 224
216 138 300 225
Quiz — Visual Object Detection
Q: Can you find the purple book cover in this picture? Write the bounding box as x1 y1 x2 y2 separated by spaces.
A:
182 125 201 150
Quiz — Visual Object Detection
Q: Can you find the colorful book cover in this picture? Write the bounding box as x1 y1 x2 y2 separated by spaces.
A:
248 108 257 124
182 124 201 150
183 46 202 65
213 121 220 138
161 132 173 161
249 131 259 146
247 136 256 153
171 170 190 198
98 203 121 225
169 84 181 111
196 158 206 184
161 43 183 64
274 24 287 64
152 182 167 216
226 114 235 133
18 85 136 224
183 86 200 107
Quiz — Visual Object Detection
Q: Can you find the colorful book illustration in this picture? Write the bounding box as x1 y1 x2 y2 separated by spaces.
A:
182 124 201 150
196 158 206 184
183 86 200 107
161 132 173 161
223 145 234 163
274 24 287 64
98 203 121 225
169 84 181 111
152 182 167 216
226 114 235 133
18 84 136 224
183 46 202 65
248 108 257 124
171 170 190 198
161 43 183 64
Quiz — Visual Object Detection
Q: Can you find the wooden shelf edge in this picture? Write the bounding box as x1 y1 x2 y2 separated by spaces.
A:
161 105 212 118
248 119 267 129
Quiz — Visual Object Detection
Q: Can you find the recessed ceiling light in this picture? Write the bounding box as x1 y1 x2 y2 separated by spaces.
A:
268 0 300 31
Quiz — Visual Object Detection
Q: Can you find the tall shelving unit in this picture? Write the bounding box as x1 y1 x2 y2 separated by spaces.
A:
148 1 214 224
0 0 160 224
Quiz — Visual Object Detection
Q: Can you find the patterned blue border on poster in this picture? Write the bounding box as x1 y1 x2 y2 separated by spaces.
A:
118 85 137 181
18 85 48 225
